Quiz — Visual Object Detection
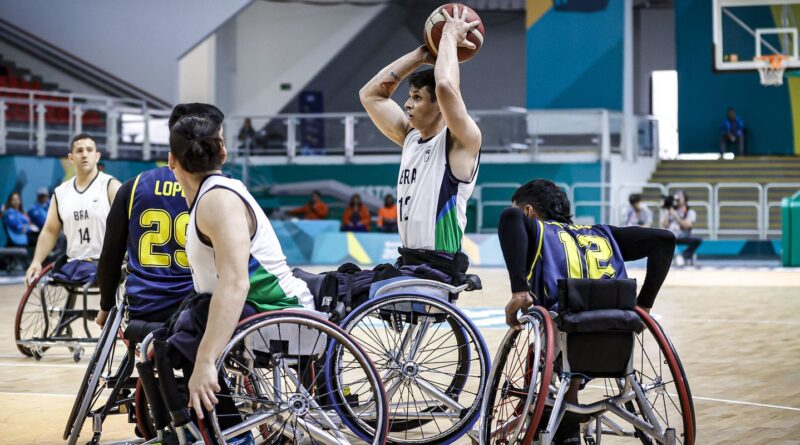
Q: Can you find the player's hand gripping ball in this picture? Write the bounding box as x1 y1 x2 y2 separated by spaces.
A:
423 3 485 63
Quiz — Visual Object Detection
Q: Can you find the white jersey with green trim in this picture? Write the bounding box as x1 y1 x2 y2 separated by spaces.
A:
397 127 478 253
54 171 114 261
186 175 313 311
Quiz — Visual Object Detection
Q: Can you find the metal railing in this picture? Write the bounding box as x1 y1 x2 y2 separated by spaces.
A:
473 181 800 238
227 109 659 164
0 87 170 159
1 87 661 163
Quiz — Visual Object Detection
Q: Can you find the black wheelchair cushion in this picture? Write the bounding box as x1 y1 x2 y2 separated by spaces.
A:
558 278 638 312
124 319 165 343
567 332 636 378
557 279 643 377
560 309 642 333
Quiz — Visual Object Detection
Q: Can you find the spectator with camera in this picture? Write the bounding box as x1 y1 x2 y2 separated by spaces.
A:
660 190 701 266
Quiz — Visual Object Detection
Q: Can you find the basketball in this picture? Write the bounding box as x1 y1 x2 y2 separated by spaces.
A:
423 3 485 63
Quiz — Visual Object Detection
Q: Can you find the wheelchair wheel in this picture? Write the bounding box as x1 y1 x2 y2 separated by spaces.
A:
625 307 695 445
134 380 157 440
335 293 491 445
63 306 131 445
203 310 389 445
14 263 62 357
479 306 554 445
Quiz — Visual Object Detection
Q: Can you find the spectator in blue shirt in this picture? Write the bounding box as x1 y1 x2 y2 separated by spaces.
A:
2 192 31 247
720 107 745 156
27 188 49 230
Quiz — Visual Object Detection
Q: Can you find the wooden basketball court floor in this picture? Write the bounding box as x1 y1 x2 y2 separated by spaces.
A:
0 266 798 444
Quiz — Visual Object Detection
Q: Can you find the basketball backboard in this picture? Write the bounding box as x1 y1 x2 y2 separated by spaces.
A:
713 0 800 71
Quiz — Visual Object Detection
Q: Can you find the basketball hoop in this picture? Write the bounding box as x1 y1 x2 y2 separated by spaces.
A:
755 55 788 86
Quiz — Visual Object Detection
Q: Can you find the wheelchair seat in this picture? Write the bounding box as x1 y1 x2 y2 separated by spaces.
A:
557 278 643 378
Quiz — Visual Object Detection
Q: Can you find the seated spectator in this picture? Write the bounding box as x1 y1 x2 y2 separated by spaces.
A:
238 117 256 152
623 193 653 227
341 193 371 232
720 107 745 156
660 190 701 266
287 190 329 220
2 192 31 247
28 188 49 230
377 194 398 233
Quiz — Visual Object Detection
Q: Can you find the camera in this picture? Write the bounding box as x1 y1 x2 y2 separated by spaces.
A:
662 194 680 209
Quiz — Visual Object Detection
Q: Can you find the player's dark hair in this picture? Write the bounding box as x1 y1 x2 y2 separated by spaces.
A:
409 69 437 102
70 133 97 152
170 116 224 173
629 193 642 205
168 103 224 130
512 179 573 224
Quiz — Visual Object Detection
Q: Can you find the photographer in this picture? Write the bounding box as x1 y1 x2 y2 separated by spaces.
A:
660 190 701 266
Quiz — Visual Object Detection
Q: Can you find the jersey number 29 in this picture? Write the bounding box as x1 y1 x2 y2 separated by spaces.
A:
138 209 189 268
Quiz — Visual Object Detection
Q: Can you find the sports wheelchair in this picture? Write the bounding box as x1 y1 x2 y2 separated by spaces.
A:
136 308 391 445
327 274 492 445
63 297 165 445
15 259 102 361
479 279 695 445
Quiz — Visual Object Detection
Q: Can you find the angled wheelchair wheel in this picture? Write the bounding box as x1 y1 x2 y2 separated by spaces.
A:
479 306 554 445
335 293 491 445
63 306 132 445
14 263 61 357
203 310 389 445
625 307 695 445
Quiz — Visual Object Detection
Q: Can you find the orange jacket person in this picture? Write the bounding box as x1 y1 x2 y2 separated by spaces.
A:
287 191 328 220
341 194 371 232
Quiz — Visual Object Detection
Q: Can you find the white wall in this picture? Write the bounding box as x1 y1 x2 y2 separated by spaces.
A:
282 8 527 113
0 0 250 101
179 36 216 104
200 1 386 118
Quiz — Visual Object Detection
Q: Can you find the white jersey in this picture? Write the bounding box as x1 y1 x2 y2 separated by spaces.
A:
398 128 479 253
186 175 314 311
54 171 115 261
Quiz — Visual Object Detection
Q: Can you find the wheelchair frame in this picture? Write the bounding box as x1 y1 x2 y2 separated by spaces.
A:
136 309 391 445
15 262 101 361
480 306 695 445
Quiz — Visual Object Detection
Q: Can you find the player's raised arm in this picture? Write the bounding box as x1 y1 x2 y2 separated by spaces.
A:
360 46 434 146
435 5 482 181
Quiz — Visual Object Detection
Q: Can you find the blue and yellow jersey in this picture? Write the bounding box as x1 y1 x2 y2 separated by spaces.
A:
125 167 194 315
529 220 628 309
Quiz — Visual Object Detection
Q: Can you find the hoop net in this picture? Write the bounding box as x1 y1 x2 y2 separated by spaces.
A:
755 55 788 86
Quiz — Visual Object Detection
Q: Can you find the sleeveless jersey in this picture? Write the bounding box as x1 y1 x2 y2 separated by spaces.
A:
398 128 478 253
186 175 314 311
54 171 114 261
528 220 628 309
125 167 195 315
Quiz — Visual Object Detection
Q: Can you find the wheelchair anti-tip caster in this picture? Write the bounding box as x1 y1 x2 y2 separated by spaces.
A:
72 346 84 363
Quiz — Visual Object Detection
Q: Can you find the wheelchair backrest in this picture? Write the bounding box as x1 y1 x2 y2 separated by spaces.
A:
556 278 643 378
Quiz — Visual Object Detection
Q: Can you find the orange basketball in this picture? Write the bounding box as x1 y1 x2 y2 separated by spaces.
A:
423 3 485 63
